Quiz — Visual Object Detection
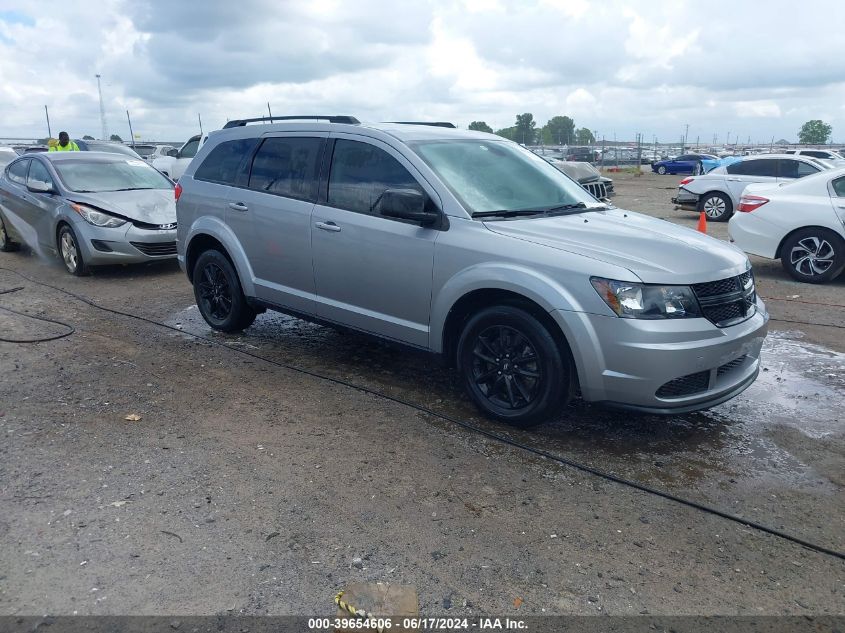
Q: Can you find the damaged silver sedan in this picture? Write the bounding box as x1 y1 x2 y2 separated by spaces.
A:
0 152 176 275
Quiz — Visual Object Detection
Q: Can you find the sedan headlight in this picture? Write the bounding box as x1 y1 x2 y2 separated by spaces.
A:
591 277 701 319
70 203 127 228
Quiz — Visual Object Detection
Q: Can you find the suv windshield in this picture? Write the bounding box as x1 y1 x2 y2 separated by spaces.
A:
411 139 599 217
53 158 174 193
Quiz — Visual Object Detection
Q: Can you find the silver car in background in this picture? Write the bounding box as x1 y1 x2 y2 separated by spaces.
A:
176 117 768 426
0 152 177 275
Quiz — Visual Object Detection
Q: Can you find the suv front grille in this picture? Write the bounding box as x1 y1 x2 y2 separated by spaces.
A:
692 271 756 328
583 181 607 199
130 241 177 256
656 371 710 398
717 355 747 377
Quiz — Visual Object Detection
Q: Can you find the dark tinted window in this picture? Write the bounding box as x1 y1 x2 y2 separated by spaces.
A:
27 160 53 189
7 159 29 184
676 155 694 161
726 159 777 177
832 177 845 197
328 140 422 215
778 159 819 179
195 138 257 186
181 139 200 159
248 137 322 201
803 150 827 159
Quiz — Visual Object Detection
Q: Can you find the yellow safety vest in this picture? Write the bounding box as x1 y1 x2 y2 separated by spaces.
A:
50 141 80 151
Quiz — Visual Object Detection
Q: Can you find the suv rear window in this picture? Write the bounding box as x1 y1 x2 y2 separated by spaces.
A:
328 140 423 215
726 159 776 177
195 138 257 186
248 137 322 201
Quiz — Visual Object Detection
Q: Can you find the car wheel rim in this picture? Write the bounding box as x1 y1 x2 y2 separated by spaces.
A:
790 237 835 276
703 196 726 218
471 325 542 411
60 232 77 272
197 262 233 321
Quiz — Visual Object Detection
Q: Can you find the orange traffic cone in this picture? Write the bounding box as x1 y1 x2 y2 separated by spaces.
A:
697 211 707 234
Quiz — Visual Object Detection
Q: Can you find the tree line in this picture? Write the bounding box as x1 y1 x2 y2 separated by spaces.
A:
469 114 834 146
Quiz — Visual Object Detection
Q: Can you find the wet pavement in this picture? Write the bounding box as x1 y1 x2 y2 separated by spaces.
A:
162 304 844 555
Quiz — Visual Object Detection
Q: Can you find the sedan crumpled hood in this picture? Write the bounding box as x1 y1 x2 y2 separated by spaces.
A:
69 189 176 225
483 207 749 284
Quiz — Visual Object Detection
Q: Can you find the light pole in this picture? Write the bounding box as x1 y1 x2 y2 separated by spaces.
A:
95 74 108 140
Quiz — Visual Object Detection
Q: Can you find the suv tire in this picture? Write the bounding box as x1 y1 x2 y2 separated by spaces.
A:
457 305 570 427
193 250 257 332
780 228 845 284
698 191 733 221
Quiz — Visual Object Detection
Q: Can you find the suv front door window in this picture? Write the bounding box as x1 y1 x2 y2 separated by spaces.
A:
312 137 438 346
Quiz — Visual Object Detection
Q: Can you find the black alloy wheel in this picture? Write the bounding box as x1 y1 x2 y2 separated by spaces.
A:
457 305 571 427
193 250 257 332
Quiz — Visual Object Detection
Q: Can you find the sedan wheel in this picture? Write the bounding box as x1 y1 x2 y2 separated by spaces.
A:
781 228 845 284
656 165 667 175
57 225 88 276
698 192 733 221
0 216 19 252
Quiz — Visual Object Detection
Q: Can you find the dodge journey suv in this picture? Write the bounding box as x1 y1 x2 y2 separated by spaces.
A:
176 116 768 426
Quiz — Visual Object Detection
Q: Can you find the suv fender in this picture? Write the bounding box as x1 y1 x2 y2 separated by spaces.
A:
184 215 256 297
431 263 585 355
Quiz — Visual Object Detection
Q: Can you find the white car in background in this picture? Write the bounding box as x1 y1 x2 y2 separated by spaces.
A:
672 154 832 221
784 148 845 162
728 167 845 284
151 134 205 180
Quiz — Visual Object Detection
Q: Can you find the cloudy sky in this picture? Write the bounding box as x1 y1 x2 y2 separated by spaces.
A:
0 0 843 144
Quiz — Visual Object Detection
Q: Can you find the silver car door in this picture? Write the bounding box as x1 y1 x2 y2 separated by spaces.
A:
311 136 439 348
25 159 64 251
1 158 32 241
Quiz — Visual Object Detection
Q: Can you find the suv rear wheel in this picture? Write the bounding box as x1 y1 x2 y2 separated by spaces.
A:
193 250 257 332
457 305 571 427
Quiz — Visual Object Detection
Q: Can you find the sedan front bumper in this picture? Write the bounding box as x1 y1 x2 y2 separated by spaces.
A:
74 219 177 265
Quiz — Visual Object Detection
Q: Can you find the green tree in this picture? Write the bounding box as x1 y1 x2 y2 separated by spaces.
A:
514 113 537 145
542 116 576 146
495 126 517 141
109 134 123 142
468 121 493 133
82 135 95 140
798 120 832 144
575 128 595 144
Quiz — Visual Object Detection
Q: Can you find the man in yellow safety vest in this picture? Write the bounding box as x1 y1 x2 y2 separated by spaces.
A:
49 132 79 152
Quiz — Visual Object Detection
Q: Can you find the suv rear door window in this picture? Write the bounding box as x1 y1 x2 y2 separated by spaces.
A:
726 159 776 177
7 159 29 184
328 139 423 215
778 159 819 179
194 138 257 186
248 137 322 201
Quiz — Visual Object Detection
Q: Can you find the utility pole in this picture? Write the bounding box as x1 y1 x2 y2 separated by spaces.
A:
44 105 51 138
726 131 730 147
684 123 689 149
267 102 273 123
198 113 203 136
126 110 135 147
95 74 108 140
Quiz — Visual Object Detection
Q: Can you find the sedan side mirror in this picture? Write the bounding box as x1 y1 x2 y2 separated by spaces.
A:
27 181 55 194
378 188 438 226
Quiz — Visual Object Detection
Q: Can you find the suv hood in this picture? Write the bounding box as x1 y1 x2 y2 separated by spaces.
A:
69 189 176 225
483 208 749 284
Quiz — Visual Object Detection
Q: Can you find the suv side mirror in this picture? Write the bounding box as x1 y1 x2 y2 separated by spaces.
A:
27 180 54 194
379 189 438 226
167 149 179 158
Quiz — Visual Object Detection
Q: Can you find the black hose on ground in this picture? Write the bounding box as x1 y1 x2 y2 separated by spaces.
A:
0 285 75 343
0 265 842 562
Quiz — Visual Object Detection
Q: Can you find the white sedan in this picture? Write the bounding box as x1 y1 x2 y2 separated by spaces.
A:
728 167 845 283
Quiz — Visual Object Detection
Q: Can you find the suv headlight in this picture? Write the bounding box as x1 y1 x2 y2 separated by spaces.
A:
70 203 127 228
591 277 701 319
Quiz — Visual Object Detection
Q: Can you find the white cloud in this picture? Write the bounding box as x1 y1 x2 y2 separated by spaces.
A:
734 101 782 118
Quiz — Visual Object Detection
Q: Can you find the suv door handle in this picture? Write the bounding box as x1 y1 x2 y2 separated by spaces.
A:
726 177 742 181
228 202 248 212
315 221 341 232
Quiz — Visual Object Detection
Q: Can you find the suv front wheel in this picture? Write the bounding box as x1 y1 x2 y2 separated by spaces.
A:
193 250 257 332
457 305 571 427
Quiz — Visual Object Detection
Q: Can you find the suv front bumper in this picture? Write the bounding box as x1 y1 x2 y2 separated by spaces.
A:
551 299 768 414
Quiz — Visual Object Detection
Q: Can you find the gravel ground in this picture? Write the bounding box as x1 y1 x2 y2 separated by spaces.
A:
0 173 842 617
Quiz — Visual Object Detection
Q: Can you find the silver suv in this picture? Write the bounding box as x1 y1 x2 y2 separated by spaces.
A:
176 116 768 426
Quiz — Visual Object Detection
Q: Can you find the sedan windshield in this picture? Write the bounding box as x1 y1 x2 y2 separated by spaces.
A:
53 158 174 193
411 139 598 217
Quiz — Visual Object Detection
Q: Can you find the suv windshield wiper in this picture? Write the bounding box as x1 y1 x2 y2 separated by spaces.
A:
472 202 607 219
471 208 548 219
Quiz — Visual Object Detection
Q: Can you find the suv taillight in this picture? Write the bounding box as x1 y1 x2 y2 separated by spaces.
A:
738 195 769 212
679 177 694 185
174 182 182 201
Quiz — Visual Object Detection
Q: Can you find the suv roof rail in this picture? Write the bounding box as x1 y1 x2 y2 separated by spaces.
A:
387 121 457 129
222 115 360 129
